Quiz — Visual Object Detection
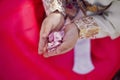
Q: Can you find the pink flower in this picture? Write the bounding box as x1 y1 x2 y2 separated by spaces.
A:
47 30 64 52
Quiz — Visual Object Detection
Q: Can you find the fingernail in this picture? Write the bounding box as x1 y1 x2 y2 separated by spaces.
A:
38 48 43 55
38 52 42 55
43 54 49 58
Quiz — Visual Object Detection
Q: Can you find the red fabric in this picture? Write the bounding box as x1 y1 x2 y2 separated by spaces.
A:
0 0 120 80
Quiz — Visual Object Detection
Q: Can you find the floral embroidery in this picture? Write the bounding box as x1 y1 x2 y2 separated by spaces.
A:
42 0 65 16
74 16 100 39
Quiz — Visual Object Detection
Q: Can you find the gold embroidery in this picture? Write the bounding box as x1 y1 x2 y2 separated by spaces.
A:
74 16 100 39
43 0 65 16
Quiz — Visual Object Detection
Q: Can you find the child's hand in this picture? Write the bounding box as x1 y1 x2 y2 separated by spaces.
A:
38 12 64 54
43 23 79 57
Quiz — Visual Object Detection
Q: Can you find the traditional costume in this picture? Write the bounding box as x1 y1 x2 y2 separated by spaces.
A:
0 0 120 80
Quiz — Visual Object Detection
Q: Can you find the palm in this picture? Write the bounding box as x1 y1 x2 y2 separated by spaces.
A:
38 12 64 54
43 23 79 57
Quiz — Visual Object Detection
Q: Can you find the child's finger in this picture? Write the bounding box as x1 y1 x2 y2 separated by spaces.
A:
38 22 52 54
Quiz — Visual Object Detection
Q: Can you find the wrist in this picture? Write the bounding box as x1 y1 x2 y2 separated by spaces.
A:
50 11 65 24
71 23 80 35
53 10 65 18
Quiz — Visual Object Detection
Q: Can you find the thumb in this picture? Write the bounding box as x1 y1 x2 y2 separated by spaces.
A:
38 23 52 54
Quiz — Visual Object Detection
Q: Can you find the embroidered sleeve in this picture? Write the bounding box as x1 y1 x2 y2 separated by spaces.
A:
73 1 120 39
74 16 100 39
42 0 65 16
73 13 120 39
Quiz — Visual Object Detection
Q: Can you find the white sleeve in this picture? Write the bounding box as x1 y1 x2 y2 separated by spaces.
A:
74 0 120 39
92 1 120 39
86 0 114 5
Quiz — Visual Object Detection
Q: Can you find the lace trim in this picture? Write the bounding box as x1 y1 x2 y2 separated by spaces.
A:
42 0 65 16
74 16 100 39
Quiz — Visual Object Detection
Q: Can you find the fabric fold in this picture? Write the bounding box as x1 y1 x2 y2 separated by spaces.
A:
73 39 94 74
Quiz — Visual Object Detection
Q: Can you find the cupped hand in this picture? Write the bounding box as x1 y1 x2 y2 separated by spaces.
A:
43 23 79 57
38 12 64 54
